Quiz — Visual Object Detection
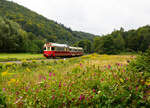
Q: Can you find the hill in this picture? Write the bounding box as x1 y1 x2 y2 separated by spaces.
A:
0 0 95 49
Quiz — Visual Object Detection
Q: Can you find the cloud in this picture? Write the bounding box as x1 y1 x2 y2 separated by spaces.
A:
10 0 150 35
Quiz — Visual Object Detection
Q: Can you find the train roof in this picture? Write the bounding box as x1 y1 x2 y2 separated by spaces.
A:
69 46 83 50
51 43 68 47
44 42 68 47
44 42 83 49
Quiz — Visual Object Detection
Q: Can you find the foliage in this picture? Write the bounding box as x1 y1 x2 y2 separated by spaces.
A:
0 54 150 107
0 16 45 53
128 47 150 75
74 39 93 53
0 0 95 53
93 26 150 54
0 88 6 108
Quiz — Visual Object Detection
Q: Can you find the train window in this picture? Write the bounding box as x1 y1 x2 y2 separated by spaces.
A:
44 47 46 50
51 47 55 51
47 47 51 51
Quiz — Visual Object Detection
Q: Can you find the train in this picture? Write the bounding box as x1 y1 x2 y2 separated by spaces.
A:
43 42 84 58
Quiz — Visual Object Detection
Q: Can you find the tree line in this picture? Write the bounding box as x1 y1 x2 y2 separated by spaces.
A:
0 0 150 54
75 26 150 54
0 16 44 53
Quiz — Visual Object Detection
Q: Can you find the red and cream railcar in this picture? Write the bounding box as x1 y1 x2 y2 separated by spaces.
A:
43 42 83 58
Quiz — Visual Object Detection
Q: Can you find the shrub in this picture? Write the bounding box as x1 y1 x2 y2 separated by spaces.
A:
0 89 6 108
0 63 3 70
22 59 29 67
128 47 150 75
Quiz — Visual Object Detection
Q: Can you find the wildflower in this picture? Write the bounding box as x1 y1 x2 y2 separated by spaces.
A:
14 96 22 104
129 87 132 90
63 83 66 86
26 68 31 72
90 96 93 99
126 78 129 81
79 94 85 101
80 63 82 66
145 78 150 86
43 76 46 80
108 65 111 69
101 78 104 82
93 89 96 93
120 78 124 83
2 88 5 92
72 98 75 101
98 90 101 94
116 63 120 66
53 73 55 76
69 89 72 92
52 89 55 92
1 71 8 76
87 97 89 101
145 81 150 86
9 78 16 84
16 91 19 95
49 72 52 76
52 95 55 100
59 82 61 88
136 86 138 91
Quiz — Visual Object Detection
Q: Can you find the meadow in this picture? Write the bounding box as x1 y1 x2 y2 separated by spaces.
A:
0 53 45 62
0 54 150 107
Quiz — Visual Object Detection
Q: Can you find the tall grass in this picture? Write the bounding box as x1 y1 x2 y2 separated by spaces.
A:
0 54 149 107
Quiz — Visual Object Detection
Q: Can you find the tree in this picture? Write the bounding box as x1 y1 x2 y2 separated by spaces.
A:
113 34 125 52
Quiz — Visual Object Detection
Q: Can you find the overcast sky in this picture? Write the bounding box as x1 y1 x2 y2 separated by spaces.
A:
9 0 150 35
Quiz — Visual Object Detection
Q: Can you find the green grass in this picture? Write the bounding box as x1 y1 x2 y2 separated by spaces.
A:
0 53 45 61
0 54 149 107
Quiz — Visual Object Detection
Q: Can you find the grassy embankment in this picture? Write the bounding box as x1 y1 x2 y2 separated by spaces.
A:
0 54 150 107
0 53 45 62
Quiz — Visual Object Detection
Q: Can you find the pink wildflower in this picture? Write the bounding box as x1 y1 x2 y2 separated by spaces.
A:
108 65 111 69
80 63 82 67
93 89 96 93
87 97 89 101
52 95 55 100
2 88 5 92
72 98 75 101
101 78 104 81
136 86 138 91
69 89 72 92
49 72 52 76
53 73 55 76
43 76 46 80
63 83 66 86
79 94 85 101
59 82 61 88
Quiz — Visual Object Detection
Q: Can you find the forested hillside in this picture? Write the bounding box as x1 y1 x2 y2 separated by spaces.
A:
0 0 150 54
0 0 94 53
93 26 150 54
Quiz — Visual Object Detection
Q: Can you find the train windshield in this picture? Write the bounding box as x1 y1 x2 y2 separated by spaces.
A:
44 47 46 50
51 47 55 51
47 47 51 51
